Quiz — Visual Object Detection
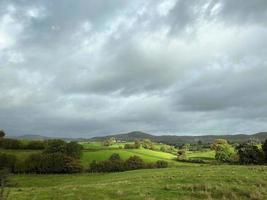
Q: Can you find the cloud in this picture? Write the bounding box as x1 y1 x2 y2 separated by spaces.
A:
0 0 267 137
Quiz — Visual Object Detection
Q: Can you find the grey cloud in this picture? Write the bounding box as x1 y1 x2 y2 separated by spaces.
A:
0 0 267 137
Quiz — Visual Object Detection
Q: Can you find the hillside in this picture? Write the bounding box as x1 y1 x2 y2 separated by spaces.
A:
91 131 267 145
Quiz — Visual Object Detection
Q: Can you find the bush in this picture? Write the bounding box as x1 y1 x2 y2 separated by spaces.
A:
24 153 83 173
155 160 168 168
211 139 228 151
160 145 176 153
215 144 236 163
124 144 136 149
236 143 264 165
177 149 187 160
124 156 145 170
102 137 116 146
89 154 124 172
141 139 155 150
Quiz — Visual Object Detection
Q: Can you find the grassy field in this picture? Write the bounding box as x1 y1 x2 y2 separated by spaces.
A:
1 144 214 167
2 143 267 199
81 148 178 166
7 165 267 200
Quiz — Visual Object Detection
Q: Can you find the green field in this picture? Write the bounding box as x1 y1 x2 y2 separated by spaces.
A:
4 141 263 200
7 165 267 200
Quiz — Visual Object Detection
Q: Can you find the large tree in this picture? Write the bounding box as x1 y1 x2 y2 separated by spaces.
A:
262 139 267 162
0 130 5 139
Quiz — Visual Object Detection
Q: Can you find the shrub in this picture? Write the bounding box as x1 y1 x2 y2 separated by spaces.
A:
211 139 228 151
160 145 176 153
134 140 141 149
89 154 124 172
236 143 264 164
124 156 145 170
215 144 236 163
124 144 136 149
155 160 168 168
102 137 116 146
24 153 83 173
141 139 155 150
177 149 187 160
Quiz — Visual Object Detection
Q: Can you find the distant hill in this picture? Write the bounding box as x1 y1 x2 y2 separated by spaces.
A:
91 131 267 145
12 134 52 140
11 134 84 141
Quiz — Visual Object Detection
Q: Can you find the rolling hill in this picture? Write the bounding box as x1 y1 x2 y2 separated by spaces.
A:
91 131 267 145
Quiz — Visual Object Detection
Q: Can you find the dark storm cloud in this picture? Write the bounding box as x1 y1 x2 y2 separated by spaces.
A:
0 0 267 137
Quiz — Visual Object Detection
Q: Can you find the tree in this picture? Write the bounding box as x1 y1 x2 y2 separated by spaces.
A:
177 149 187 160
236 143 264 164
262 139 267 162
0 169 9 200
102 137 116 146
44 140 67 154
109 153 121 161
66 142 83 159
211 139 228 151
0 130 5 139
124 156 145 170
134 140 141 149
215 144 236 162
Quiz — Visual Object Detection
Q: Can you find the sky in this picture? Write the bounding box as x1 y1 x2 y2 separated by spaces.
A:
0 0 267 138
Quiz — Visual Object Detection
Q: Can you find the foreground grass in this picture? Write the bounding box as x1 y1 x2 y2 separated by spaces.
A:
8 165 267 200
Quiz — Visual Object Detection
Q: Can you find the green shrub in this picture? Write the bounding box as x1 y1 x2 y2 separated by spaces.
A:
215 144 236 163
124 144 136 149
24 153 83 174
177 149 187 160
124 156 145 170
155 160 168 168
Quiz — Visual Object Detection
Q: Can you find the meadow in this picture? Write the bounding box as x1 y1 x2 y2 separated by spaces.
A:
7 165 267 200
2 141 267 200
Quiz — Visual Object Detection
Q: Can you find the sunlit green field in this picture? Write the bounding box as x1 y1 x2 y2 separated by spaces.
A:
1 143 214 167
7 165 267 200
81 148 178 166
3 142 267 199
